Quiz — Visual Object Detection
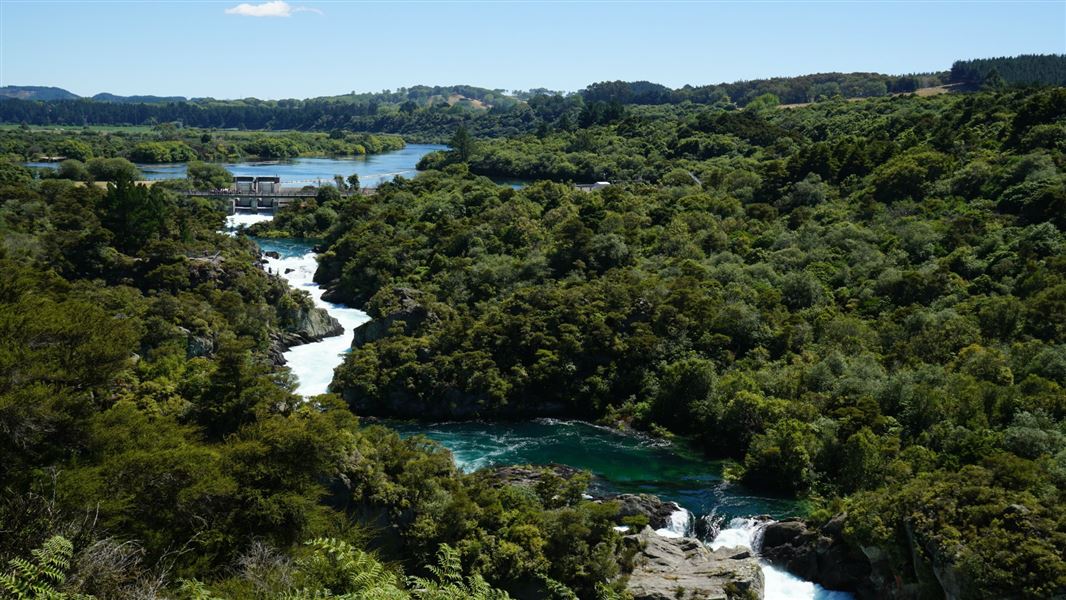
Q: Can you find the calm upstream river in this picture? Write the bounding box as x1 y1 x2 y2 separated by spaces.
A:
28 143 447 187
226 145 851 600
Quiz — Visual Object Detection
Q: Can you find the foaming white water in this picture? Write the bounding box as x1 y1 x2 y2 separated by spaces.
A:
655 505 693 539
226 212 275 230
711 517 854 600
262 250 370 396
226 210 370 397
710 516 761 550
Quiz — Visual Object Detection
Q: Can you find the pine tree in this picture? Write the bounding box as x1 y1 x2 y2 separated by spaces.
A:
450 126 473 162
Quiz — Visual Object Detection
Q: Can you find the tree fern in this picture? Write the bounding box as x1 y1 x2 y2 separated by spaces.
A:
408 544 511 600
286 538 407 600
538 575 579 600
0 535 92 600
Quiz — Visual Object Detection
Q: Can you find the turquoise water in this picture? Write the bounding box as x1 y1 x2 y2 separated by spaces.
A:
28 143 446 186
254 237 322 259
234 154 843 598
250 228 807 522
385 419 805 520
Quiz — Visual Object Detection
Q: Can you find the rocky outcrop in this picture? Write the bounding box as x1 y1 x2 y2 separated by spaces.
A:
291 306 344 341
611 494 684 531
485 464 584 488
178 326 215 358
350 287 437 348
759 516 875 598
271 306 344 365
624 527 764 600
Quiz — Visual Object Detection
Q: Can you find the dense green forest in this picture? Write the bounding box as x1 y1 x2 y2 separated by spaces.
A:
578 71 945 106
951 54 1066 86
5 55 1062 141
251 87 1066 597
1 83 520 107
1 127 404 163
0 170 634 598
4 56 1066 599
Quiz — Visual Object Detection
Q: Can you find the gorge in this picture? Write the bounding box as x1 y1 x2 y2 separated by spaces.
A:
226 146 855 599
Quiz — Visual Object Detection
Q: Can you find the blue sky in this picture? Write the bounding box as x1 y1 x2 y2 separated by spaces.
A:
1 0 1064 99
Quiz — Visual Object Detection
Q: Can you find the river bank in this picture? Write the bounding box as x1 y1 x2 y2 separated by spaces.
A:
225 215 855 600
28 143 447 185
221 141 857 598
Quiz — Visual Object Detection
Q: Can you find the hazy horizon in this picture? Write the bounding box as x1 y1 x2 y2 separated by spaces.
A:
2 1 1063 100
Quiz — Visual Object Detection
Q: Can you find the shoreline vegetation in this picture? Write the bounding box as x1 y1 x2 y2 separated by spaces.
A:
2 53 1065 599
267 85 1066 597
4 127 405 166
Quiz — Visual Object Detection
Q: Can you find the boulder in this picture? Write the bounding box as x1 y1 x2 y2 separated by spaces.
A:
264 250 280 259
271 306 344 365
625 527 764 600
758 519 821 580
611 494 684 531
286 306 343 343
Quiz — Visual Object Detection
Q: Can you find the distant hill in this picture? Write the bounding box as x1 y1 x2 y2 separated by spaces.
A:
950 54 1066 86
0 86 190 104
91 93 188 104
0 85 79 101
1 55 1063 135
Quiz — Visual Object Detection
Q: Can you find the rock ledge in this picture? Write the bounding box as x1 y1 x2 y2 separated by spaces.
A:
625 526 764 600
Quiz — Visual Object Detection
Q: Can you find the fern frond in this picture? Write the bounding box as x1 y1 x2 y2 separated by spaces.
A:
2 536 80 600
0 571 31 600
539 574 579 600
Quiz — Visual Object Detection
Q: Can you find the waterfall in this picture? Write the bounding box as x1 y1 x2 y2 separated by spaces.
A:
225 212 274 229
710 516 765 551
225 212 371 397
711 517 854 600
654 504 694 538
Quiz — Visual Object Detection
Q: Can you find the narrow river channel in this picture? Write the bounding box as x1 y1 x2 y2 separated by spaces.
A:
225 146 853 600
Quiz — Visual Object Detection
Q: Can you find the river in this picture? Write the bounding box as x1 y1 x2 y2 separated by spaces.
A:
28 143 447 187
225 146 852 600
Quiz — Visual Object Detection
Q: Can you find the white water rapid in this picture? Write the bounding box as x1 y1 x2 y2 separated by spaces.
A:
227 212 856 600
710 517 854 600
655 505 694 539
227 213 370 396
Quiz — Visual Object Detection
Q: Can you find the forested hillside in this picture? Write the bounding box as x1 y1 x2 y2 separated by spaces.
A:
951 54 1066 86
3 57 1065 599
579 71 945 106
283 87 1066 597
3 127 404 162
4 56 1059 140
0 172 628 598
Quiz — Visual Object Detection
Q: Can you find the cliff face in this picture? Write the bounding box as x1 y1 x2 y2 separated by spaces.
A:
758 515 977 600
759 517 876 596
